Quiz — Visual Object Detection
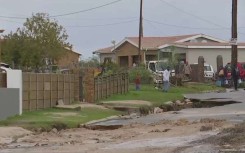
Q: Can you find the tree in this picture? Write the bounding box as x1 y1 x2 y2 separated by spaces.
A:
2 13 72 70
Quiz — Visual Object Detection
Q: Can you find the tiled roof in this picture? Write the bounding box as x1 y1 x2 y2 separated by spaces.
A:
126 34 199 49
94 46 114 54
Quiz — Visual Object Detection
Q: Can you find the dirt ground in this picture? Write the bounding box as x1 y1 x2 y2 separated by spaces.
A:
0 118 235 153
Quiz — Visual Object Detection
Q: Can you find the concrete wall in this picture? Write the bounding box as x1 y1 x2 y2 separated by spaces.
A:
7 70 22 115
0 88 19 120
187 48 245 71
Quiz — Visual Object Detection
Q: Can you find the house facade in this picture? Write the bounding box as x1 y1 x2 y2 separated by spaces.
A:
94 34 245 71
57 48 81 69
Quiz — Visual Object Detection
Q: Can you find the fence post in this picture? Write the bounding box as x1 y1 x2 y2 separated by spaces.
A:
57 74 59 101
28 74 31 111
96 77 99 101
120 73 123 94
109 75 111 96
198 56 205 82
43 74 45 108
36 74 38 110
50 74 52 107
63 75 65 104
69 75 71 104
117 73 119 94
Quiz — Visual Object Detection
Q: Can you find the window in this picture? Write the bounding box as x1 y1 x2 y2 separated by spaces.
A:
149 63 156 72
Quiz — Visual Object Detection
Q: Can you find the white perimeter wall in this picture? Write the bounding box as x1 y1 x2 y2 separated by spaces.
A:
7 70 22 115
187 48 245 72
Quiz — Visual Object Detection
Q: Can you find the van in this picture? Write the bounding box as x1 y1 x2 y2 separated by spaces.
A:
193 63 215 78
0 62 12 72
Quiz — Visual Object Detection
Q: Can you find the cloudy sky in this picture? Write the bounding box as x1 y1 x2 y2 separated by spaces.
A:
1 0 245 59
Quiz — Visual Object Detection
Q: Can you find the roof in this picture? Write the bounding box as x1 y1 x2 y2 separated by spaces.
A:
122 34 199 50
169 42 245 49
65 47 81 55
94 34 241 54
93 46 114 54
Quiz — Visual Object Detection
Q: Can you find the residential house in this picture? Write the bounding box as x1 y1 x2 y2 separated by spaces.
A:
57 48 81 69
94 34 245 71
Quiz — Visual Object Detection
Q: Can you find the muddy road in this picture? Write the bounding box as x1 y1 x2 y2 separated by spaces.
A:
1 90 245 153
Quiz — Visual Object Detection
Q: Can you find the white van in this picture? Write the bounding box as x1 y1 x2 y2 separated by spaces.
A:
193 63 215 78
0 62 12 72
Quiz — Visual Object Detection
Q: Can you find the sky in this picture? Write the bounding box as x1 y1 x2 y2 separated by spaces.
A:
1 0 245 59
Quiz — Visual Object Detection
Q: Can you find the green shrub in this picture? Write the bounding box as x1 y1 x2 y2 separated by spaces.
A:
129 66 152 84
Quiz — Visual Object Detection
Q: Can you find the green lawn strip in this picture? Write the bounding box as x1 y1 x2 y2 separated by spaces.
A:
102 83 222 106
0 108 121 130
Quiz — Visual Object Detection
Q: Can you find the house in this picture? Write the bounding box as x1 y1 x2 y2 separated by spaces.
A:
94 34 245 71
57 48 81 69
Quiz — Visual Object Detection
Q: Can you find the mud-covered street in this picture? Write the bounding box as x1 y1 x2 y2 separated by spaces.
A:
1 89 245 153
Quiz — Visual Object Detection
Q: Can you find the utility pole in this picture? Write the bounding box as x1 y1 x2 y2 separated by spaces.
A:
138 0 143 65
231 0 238 90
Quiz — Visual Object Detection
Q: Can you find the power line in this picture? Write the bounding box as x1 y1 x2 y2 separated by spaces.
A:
144 18 229 30
144 19 167 35
158 0 228 28
66 19 137 28
0 18 23 24
0 15 26 20
50 0 123 17
0 0 123 19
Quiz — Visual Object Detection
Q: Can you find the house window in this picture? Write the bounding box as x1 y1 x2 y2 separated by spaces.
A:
104 57 112 63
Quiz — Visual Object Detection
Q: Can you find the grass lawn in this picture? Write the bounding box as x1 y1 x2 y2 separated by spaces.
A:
102 83 222 106
0 108 121 131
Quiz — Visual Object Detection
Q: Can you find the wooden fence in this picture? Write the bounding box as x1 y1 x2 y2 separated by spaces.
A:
0 73 6 87
94 73 129 102
0 72 79 111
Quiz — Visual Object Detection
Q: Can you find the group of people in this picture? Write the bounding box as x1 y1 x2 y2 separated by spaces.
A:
217 64 241 88
134 61 192 92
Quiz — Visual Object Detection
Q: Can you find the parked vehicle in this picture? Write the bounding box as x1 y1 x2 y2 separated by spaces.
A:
193 63 215 79
147 60 175 84
147 60 175 76
0 62 12 72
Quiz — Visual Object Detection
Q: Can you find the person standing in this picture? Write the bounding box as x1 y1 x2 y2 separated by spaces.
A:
163 66 171 92
183 61 192 79
218 66 225 86
232 64 239 90
135 73 141 91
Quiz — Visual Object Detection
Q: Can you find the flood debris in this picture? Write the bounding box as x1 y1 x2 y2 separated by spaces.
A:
83 124 123 131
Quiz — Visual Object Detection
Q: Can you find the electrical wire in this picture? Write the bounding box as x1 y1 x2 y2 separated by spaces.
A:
50 0 123 17
144 18 229 30
0 0 123 19
66 19 137 28
158 0 227 28
158 0 245 36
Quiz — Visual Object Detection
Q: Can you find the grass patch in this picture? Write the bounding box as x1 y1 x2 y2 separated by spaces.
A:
0 108 121 131
102 83 222 106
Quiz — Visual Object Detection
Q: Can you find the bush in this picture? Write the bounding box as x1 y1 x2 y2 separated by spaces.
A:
129 66 152 84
